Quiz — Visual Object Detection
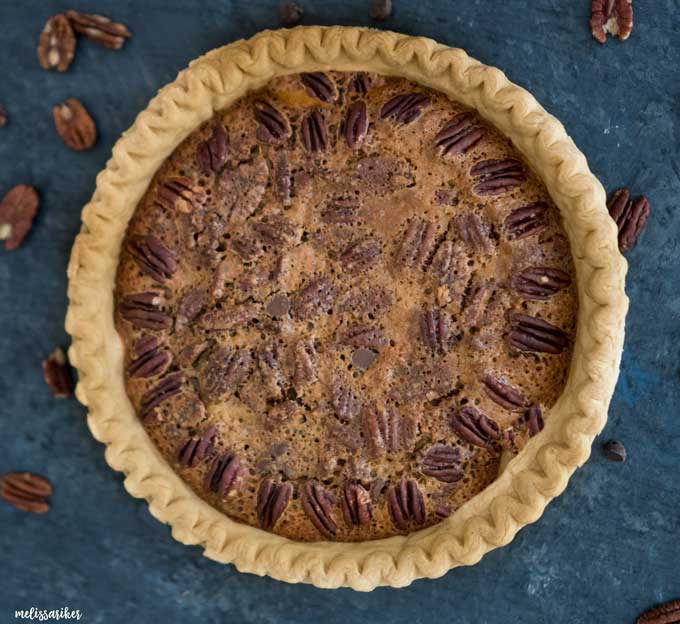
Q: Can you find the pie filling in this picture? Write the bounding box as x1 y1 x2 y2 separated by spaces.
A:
114 71 577 542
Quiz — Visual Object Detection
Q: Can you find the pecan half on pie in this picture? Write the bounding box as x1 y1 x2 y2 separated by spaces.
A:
114 72 577 542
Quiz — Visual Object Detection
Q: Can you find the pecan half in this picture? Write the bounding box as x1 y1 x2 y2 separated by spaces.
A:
470 158 526 196
435 112 485 155
41 348 74 398
339 238 381 270
513 266 571 299
507 313 570 354
331 377 361 422
66 10 131 49
199 347 251 403
300 72 337 103
301 481 338 538
157 177 204 213
362 404 416 457
291 276 335 320
451 406 500 450
349 72 372 94
344 101 369 149
205 451 243 498
300 110 328 152
127 235 178 284
396 217 436 268
380 93 430 125
387 478 425 530
637 599 680 624
0 184 39 250
456 213 491 252
127 335 172 379
176 288 207 327
292 339 317 392
525 404 544 436
196 125 228 174
254 101 291 144
339 324 387 349
429 240 456 284
256 477 293 530
341 481 372 526
53 99 97 151
118 292 172 330
483 374 527 411
607 188 650 253
252 215 298 247
1 472 52 514
420 307 451 353
257 342 286 398
504 202 547 239
139 372 183 421
178 426 216 468
421 444 464 483
37 14 75 72
590 0 633 44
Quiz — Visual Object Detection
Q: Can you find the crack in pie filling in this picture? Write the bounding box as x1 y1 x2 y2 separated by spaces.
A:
114 71 578 542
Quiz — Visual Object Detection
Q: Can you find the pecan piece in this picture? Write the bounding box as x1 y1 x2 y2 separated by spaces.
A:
525 404 544 436
0 105 7 127
118 292 171 330
230 235 262 261
607 188 650 253
590 0 633 44
380 93 430 125
0 184 39 250
256 477 293 530
301 481 338 538
176 288 207 327
456 213 492 253
41 348 74 398
157 177 204 213
274 152 292 204
254 101 291 144
291 276 335 320
196 125 228 174
421 444 464 483
513 266 571 299
349 72 372 94
339 238 381 270
257 342 286 398
300 72 337 103
265 294 290 318
37 14 75 72
451 406 500 450
387 478 425 530
1 472 52 514
435 112 485 155
178 426 217 467
252 214 298 247
370 0 393 20
397 217 436 268
66 10 131 49
127 235 178 284
279 2 304 26
292 339 316 392
199 347 251 403
339 324 387 349
322 196 360 224
127 335 172 379
352 348 377 370
53 99 97 151
362 404 416 457
341 481 372 527
483 373 528 411
139 372 183 421
507 313 570 354
328 422 364 451
205 452 243 498
420 307 451 353
429 240 456 284
331 376 361 422
470 158 526 196
344 101 369 149
300 110 328 152
505 202 547 239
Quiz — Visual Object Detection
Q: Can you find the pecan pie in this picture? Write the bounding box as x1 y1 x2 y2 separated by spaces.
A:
114 71 578 542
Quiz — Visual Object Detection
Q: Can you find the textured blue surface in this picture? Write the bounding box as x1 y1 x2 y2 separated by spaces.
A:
1 1 678 622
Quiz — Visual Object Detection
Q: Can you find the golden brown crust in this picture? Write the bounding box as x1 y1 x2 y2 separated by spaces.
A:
66 26 627 589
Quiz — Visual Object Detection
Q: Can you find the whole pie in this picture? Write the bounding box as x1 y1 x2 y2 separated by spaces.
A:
114 70 577 542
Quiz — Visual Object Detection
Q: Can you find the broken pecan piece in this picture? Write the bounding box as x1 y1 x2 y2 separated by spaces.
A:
139 372 183 421
420 307 451 353
0 184 39 250
300 72 337 103
470 158 526 196
387 478 425 530
451 406 500 450
322 196 360 224
178 426 217 467
176 288 206 328
380 93 430 125
257 342 286 398
254 101 291 144
127 335 172 379
257 477 293 530
341 481 372 526
196 125 228 174
505 202 547 239
205 451 243 498
349 72 372 94
157 177 204 213
429 240 456 284
339 324 387 349
66 10 131 49
300 110 328 152
1 472 52 514
362 404 416 457
301 481 338 538
525 404 544 436
41 348 74 398
252 215 298 247
37 14 75 72
339 238 381 270
199 347 251 403
421 444 464 483
483 374 528 411
456 213 491 252
292 339 317 392
127 235 178 284
53 99 97 151
512 266 571 299
344 100 368 149
507 313 570 354
590 0 633 44
331 376 361 422
396 217 436 268
118 292 172 330
291 276 335 320
607 188 650 253
637 599 680 624
435 112 485 155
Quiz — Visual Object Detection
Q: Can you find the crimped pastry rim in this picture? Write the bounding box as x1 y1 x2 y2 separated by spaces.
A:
65 26 628 591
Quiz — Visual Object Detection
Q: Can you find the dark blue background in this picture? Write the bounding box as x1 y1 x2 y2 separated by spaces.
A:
1 1 678 622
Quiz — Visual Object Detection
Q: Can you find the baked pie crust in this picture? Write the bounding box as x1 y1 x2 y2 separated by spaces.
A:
65 26 628 590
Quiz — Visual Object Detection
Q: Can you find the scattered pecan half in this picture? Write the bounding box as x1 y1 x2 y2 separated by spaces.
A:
590 0 633 44
300 72 337 103
420 307 451 353
607 188 650 253
341 481 372 526
279 2 304 27
156 177 204 213
178 426 217 467
0 184 39 250
301 481 338 538
421 444 464 483
380 93 430 125
66 10 131 50
205 451 243 498
451 406 500 450
53 99 97 151
199 347 251 403
435 112 485 155
387 478 425 530
42 347 74 398
127 335 172 379
37 14 75 72
254 101 291 144
456 212 491 252
196 125 228 174
470 158 526 196
127 235 177 284
344 100 369 149
512 266 571 299
396 217 436 268
505 202 547 239
339 238 381 270
1 472 52 514
636 599 680 624
362 403 416 457
483 373 528 411
139 372 183 421
257 477 293 530
118 292 171 330
291 276 335 320
507 313 570 354
300 110 328 152
349 72 372 94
